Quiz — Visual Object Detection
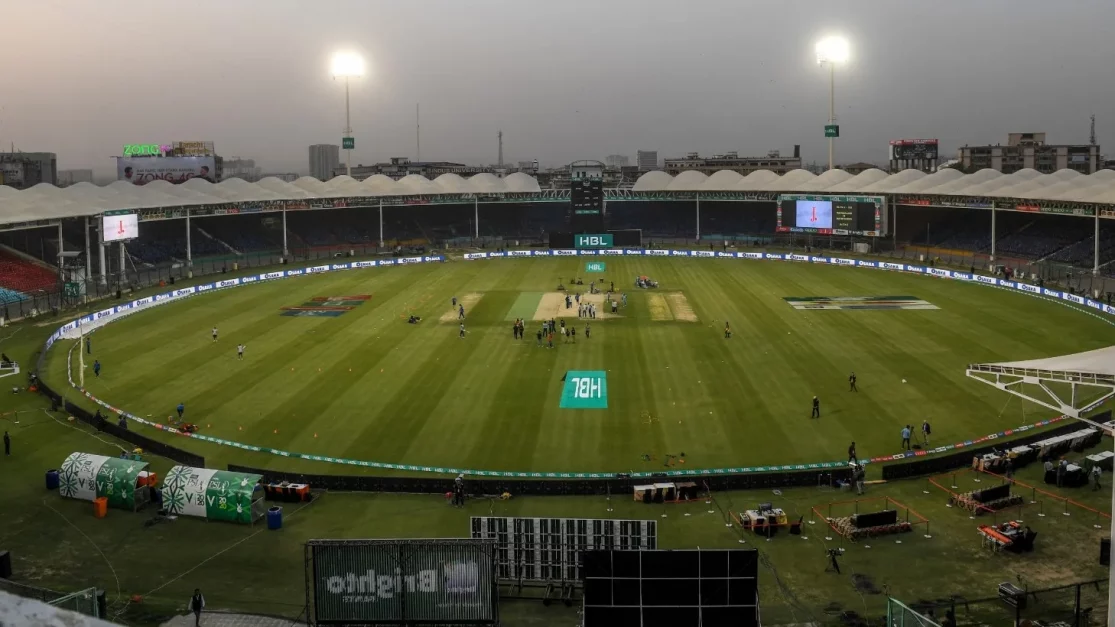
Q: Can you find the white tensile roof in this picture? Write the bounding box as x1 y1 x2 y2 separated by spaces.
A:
4 167 1115 225
982 345 1115 378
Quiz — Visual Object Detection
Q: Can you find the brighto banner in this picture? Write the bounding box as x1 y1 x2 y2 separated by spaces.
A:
117 156 216 185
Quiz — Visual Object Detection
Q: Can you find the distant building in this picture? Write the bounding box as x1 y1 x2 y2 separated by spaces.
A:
636 150 658 171
334 157 494 181
958 132 1100 174
223 158 261 182
0 152 57 189
605 154 629 169
663 147 802 176
840 162 878 175
309 144 340 181
260 172 299 182
57 169 94 187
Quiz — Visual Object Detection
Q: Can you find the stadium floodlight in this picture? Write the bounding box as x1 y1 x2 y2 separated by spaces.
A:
331 51 365 178
815 36 850 171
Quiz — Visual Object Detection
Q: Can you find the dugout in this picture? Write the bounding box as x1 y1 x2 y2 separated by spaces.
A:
161 466 265 525
58 452 153 512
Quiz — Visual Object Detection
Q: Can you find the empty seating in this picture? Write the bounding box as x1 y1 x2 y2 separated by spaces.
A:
0 250 57 298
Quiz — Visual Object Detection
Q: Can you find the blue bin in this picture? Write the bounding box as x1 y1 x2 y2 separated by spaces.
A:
267 506 283 530
46 470 60 490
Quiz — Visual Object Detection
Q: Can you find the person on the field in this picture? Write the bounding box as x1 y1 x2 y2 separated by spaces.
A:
512 321 519 339
547 331 554 349
921 419 931 445
585 323 591 339
85 336 91 354
570 326 576 343
901 425 912 450
237 343 245 360
848 441 857 464
459 323 466 339
93 360 101 378
849 372 857 391
212 326 218 342
458 304 465 320
536 328 543 347
621 292 627 307
724 321 731 339
452 296 457 307
177 402 185 420
811 396 820 419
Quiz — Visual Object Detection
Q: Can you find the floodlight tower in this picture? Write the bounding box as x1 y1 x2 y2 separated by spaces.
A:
331 52 365 177
815 36 850 171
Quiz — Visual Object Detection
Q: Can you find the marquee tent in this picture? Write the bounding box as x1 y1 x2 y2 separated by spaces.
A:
161 465 264 524
58 452 151 511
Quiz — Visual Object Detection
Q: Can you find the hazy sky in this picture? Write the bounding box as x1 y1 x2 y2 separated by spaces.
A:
5 0 1114 176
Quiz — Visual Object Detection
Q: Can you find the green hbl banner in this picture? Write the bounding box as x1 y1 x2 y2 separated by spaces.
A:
585 261 606 273
575 234 613 248
96 457 144 509
560 370 608 409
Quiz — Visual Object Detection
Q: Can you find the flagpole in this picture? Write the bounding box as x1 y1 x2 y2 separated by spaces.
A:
78 320 85 389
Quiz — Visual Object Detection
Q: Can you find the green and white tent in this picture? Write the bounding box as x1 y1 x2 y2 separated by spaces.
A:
161 466 264 524
59 452 150 511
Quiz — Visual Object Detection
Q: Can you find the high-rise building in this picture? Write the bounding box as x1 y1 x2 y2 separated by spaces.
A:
636 150 658 171
606 154 629 169
57 169 94 187
223 158 261 182
0 152 57 189
958 133 1101 174
309 144 340 181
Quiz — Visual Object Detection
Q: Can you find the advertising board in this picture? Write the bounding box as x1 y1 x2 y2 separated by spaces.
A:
117 156 216 185
308 539 498 625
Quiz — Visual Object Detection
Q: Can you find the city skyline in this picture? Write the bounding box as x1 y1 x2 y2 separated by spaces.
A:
4 0 1114 177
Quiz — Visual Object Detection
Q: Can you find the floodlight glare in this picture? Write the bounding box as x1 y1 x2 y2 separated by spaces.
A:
331 52 365 78
815 36 850 65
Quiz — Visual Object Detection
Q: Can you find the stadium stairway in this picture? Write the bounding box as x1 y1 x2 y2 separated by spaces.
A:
0 245 58 302
195 226 240 255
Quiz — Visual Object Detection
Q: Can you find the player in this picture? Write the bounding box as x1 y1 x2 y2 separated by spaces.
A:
458 304 465 320
724 321 731 339
811 396 820 419
536 328 543 347
93 360 101 378
211 327 218 342
849 372 857 392
237 343 245 360
585 323 591 339
901 425 912 450
459 323 466 339
921 419 931 445
570 326 576 343
848 441 857 464
452 296 457 307
177 402 185 420
621 292 627 307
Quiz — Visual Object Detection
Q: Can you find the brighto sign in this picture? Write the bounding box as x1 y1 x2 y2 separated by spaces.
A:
323 563 479 602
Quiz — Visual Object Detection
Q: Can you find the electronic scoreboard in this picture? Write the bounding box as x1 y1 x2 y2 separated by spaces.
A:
571 178 605 232
776 194 885 236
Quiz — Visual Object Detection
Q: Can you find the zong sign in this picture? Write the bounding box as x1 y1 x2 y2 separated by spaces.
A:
123 143 170 157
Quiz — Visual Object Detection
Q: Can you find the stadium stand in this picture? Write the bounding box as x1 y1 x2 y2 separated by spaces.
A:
0 249 56 301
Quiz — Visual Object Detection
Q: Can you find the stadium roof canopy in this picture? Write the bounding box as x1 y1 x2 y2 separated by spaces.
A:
966 345 1115 421
3 167 1115 226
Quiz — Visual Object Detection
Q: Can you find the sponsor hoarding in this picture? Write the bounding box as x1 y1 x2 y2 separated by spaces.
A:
309 539 498 625
117 156 216 185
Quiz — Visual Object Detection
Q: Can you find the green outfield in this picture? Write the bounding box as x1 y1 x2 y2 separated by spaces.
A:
46 256 1115 475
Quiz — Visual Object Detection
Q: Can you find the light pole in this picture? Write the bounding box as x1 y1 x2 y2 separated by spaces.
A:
815 36 849 171
331 52 365 178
